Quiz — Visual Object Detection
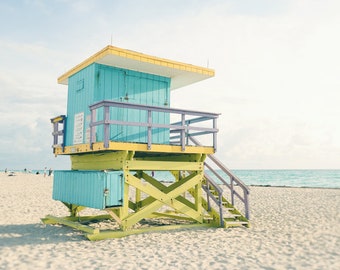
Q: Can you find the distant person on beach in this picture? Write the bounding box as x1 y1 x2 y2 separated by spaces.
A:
48 168 53 176
5 168 7 173
8 171 16 176
44 167 47 177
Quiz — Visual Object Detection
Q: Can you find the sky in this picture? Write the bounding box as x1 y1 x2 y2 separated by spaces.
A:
0 0 339 170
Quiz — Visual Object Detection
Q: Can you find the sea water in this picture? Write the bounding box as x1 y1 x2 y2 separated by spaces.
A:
232 170 340 189
153 170 340 189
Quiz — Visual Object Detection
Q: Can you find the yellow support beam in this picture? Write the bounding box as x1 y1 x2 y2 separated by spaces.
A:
42 215 99 234
136 154 204 162
86 223 212 241
70 151 132 170
125 160 203 171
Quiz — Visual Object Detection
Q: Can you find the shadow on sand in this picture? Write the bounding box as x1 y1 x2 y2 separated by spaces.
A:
0 223 86 247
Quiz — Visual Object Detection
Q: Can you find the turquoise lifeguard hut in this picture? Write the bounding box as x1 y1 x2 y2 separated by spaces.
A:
42 45 250 240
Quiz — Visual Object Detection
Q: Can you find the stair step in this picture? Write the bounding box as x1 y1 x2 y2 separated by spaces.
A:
224 216 245 221
227 214 241 218
222 202 232 206
224 221 249 227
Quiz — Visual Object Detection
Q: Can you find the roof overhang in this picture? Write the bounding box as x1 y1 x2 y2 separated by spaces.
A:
58 45 214 90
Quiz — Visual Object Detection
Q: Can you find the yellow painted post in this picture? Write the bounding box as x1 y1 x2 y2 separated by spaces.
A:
120 167 131 231
195 172 203 213
171 170 180 181
135 186 141 211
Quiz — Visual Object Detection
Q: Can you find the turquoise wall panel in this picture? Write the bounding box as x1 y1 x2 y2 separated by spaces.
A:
65 63 171 146
65 64 96 146
105 172 124 207
94 64 171 143
53 170 124 209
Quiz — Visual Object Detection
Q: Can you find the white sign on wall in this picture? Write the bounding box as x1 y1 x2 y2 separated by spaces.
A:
73 112 84 145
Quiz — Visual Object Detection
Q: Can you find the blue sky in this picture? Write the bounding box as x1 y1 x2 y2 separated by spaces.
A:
0 0 339 170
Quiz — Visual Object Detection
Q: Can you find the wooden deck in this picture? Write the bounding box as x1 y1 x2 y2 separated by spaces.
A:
53 141 215 156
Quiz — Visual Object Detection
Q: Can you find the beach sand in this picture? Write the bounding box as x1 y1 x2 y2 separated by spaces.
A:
0 173 339 270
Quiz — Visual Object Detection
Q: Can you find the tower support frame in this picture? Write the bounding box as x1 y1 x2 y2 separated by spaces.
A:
42 151 221 240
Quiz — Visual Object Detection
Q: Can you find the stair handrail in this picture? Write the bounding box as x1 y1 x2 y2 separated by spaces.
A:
189 136 250 219
51 115 66 153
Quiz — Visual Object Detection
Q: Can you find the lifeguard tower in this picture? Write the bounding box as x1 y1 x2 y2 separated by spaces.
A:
42 45 250 240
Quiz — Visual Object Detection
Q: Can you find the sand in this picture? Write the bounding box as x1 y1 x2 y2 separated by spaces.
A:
0 172 339 270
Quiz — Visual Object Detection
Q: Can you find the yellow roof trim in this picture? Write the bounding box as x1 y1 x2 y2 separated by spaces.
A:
58 45 215 90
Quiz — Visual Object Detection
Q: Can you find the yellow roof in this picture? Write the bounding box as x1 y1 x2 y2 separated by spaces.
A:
58 45 214 90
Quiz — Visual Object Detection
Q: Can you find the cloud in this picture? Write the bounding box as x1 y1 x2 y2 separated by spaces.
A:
0 40 69 170
128 0 340 169
0 0 339 169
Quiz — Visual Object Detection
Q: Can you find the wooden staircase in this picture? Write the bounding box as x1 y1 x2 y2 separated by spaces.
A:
201 177 249 228
189 137 250 228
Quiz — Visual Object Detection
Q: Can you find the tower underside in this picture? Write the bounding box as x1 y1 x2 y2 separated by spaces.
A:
43 145 249 241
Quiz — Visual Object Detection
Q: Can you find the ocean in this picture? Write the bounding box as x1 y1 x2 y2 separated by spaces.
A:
231 170 340 189
150 169 340 189
2 169 339 189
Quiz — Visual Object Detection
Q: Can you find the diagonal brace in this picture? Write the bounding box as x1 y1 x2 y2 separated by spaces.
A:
123 172 203 228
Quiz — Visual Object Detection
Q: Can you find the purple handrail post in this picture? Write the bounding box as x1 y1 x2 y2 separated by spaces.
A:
104 105 110 148
90 108 96 149
231 177 235 206
181 113 185 151
147 109 152 150
244 189 250 219
213 118 217 151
